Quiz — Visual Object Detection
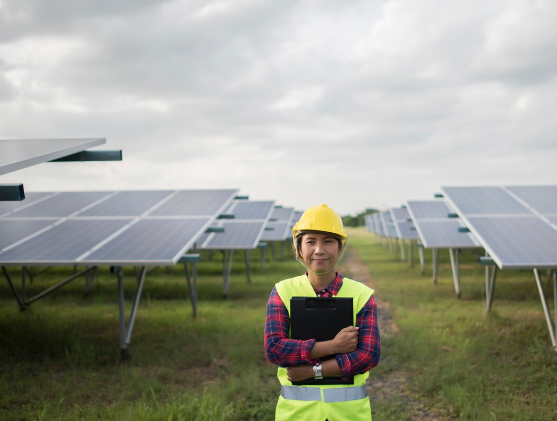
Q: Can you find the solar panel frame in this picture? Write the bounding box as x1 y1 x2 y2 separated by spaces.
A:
379 211 398 238
0 138 107 175
390 207 419 240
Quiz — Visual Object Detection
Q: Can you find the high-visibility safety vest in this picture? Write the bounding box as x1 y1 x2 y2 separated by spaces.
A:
274 275 375 421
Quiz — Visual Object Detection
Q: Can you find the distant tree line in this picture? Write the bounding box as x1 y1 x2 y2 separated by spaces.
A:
341 208 378 227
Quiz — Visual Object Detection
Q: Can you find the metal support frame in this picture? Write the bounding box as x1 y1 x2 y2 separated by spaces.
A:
485 265 497 312
533 269 557 351
244 250 252 283
181 251 201 318
449 248 462 298
432 249 439 284
260 247 266 272
408 240 413 268
418 244 425 274
399 239 406 261
2 265 96 311
222 250 235 298
0 183 25 201
116 265 147 361
84 266 98 294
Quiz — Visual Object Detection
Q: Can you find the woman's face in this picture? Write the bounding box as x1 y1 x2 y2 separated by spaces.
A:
299 232 341 274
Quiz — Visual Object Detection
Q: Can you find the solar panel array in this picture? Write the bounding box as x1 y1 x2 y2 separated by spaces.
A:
260 206 295 242
197 200 275 250
379 211 398 238
390 207 420 240
406 200 480 249
0 190 238 265
442 186 557 269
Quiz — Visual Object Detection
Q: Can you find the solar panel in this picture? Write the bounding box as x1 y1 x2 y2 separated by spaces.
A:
200 222 267 249
226 200 275 220
0 192 53 217
82 218 210 264
441 185 557 268
505 185 557 216
379 211 397 238
442 186 530 215
200 200 274 249
464 216 557 269
406 200 480 249
390 207 419 240
0 138 105 175
7 192 112 218
0 189 238 265
373 213 384 236
0 219 131 264
271 207 295 221
79 191 173 217
149 190 238 216
260 221 289 241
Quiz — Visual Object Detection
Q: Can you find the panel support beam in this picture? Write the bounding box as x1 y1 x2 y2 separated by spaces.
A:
485 264 497 312
533 269 557 352
449 248 461 298
418 244 425 275
181 251 201 318
49 150 122 162
432 249 439 284
0 184 25 201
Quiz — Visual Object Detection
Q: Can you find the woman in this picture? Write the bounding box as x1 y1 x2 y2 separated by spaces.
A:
264 204 381 421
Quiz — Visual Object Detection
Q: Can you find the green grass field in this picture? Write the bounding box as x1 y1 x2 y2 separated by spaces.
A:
1 228 556 420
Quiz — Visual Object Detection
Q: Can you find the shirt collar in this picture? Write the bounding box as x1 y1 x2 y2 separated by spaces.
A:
306 271 344 295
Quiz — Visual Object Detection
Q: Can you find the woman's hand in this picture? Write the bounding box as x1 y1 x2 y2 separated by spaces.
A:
332 326 359 354
287 365 314 382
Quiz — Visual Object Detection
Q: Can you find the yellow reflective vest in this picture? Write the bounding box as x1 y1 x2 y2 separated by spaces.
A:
274 275 375 421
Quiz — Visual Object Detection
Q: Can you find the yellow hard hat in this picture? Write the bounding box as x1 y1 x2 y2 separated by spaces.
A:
292 204 347 241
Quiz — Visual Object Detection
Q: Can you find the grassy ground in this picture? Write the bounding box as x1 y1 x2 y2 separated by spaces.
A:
1 229 556 420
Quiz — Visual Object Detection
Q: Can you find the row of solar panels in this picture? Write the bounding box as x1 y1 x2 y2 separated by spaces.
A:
366 185 557 270
0 190 303 266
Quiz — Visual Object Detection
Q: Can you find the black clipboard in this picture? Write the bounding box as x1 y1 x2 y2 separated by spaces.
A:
290 296 354 385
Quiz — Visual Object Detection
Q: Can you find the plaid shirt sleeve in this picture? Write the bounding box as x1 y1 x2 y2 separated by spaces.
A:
264 287 316 367
334 294 381 380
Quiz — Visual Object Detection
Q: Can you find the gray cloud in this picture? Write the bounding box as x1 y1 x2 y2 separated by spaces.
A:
1 0 556 215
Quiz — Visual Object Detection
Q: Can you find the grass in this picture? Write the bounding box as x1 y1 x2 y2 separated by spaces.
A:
1 230 556 420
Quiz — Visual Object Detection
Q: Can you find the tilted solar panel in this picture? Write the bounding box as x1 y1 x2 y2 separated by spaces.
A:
505 185 557 216
442 186 530 215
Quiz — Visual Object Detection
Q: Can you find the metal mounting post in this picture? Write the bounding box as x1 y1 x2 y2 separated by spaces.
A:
418 244 425 275
399 239 406 261
486 265 497 312
533 269 556 350
408 240 413 268
117 265 147 362
432 249 439 284
222 250 235 298
449 248 461 298
244 250 252 283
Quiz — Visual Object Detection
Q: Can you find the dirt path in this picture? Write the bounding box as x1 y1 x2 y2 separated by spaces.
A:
338 248 442 421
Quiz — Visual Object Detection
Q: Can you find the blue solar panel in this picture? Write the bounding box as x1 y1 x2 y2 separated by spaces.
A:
271 207 294 221
261 221 289 241
8 192 112 218
200 222 266 249
149 190 238 216
406 200 480 249
80 191 173 217
0 192 53 217
82 218 210 264
228 201 274 220
442 186 530 215
0 219 130 264
467 216 557 269
0 219 56 250
505 186 557 216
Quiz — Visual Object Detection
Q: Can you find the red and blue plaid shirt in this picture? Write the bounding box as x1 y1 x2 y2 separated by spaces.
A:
264 272 380 380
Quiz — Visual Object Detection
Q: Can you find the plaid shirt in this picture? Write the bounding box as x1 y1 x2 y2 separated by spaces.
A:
264 272 380 380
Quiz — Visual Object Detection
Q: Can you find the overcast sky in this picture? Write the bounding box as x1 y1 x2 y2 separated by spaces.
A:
1 0 556 215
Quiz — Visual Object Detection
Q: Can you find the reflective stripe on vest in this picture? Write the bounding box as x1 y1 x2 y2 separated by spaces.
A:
281 384 368 403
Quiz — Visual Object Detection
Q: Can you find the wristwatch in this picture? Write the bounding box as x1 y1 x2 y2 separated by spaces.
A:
312 363 323 380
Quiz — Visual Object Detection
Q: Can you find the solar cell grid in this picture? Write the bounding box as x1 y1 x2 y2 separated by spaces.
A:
0 192 53 216
149 189 237 216
228 201 274 220
442 186 530 215
505 186 557 216
0 219 56 250
0 219 131 264
406 200 451 219
201 222 265 249
271 207 294 221
261 221 289 241
80 191 173 217
467 216 557 268
9 192 112 218
83 218 210 264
